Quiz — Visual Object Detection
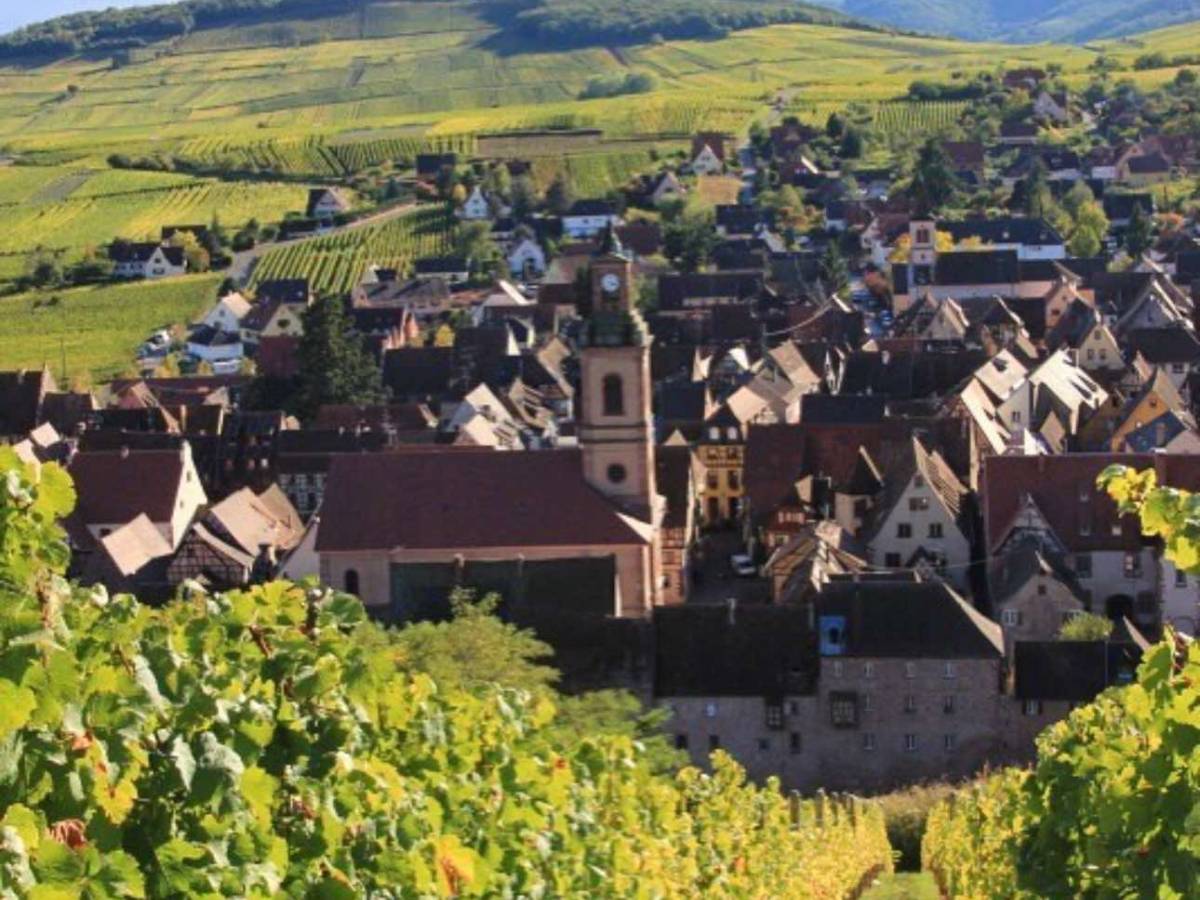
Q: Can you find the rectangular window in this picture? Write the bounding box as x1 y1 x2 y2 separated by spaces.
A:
863 692 874 713
1176 570 1188 589
1001 609 1021 627
757 738 770 752
728 470 740 490
832 660 843 678
765 704 783 730
788 701 799 715
897 523 913 539
1075 554 1092 578
675 734 688 750
863 662 875 679
904 694 917 714
944 662 958 679
1023 700 1043 717
706 472 718 490
944 734 957 751
904 734 918 752
905 662 917 679
1086 348 1095 361
830 692 858 728
708 734 721 750
1124 552 1142 578
789 732 802 754
885 553 902 568
862 732 876 752
909 497 929 512
943 695 955 715
928 522 944 539
1080 519 1092 537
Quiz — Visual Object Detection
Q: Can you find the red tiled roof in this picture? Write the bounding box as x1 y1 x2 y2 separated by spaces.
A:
316 449 650 552
981 453 1200 554
69 449 186 525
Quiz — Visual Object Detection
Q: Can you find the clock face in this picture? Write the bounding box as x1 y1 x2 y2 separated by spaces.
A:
601 273 621 294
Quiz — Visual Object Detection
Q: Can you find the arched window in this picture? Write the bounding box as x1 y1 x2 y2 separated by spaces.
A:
344 569 360 596
602 374 624 416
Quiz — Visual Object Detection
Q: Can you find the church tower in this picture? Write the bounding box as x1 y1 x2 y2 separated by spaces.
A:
577 225 658 523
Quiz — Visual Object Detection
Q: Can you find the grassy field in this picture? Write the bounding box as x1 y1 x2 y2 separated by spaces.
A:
0 275 223 382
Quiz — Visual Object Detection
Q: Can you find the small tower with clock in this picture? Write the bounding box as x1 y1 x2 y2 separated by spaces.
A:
577 224 660 527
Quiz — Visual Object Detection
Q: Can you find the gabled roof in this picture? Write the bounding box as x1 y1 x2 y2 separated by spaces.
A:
205 486 303 556
982 453 1200 554
816 579 1003 659
69 448 192 526
316 449 651 553
654 605 817 697
943 217 1063 247
94 513 172 577
934 250 1021 286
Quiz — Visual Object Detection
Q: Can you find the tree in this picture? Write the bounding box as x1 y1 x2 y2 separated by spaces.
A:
907 138 957 214
485 163 511 201
1067 200 1108 257
0 451 895 898
663 209 715 272
839 127 864 159
1125 201 1153 257
825 111 845 139
820 241 849 293
454 220 502 281
169 230 210 273
294 295 386 420
510 174 536 220
545 172 576 216
25 250 62 289
1058 612 1114 641
1021 159 1055 221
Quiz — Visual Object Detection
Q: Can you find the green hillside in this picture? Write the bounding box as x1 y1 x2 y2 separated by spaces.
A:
820 0 1200 43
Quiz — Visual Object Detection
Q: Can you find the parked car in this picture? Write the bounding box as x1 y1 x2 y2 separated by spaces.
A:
729 553 757 578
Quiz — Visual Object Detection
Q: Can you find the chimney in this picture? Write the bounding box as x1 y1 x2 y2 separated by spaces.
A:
726 596 737 626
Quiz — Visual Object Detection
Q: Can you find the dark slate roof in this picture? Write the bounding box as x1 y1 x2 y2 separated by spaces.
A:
934 250 1020 286
389 555 618 624
256 279 310 305
0 369 51 435
656 444 693 529
1124 327 1200 364
715 204 774 234
657 272 763 311
943 217 1063 247
799 394 886 424
415 152 457 176
815 579 1003 658
109 242 185 265
653 605 817 697
316 449 650 552
382 347 455 399
413 256 468 274
838 349 988 399
565 199 615 217
1103 193 1154 221
1018 257 1109 283
1013 639 1143 700
657 380 708 424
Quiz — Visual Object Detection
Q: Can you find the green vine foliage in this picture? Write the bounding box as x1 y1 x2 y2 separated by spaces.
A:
0 452 892 897
921 466 1200 898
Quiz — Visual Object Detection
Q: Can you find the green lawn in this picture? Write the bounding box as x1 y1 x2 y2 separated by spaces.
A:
862 872 940 900
0 275 222 383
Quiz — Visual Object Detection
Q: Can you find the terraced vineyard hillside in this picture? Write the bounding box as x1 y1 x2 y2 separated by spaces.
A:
1 0 1197 378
